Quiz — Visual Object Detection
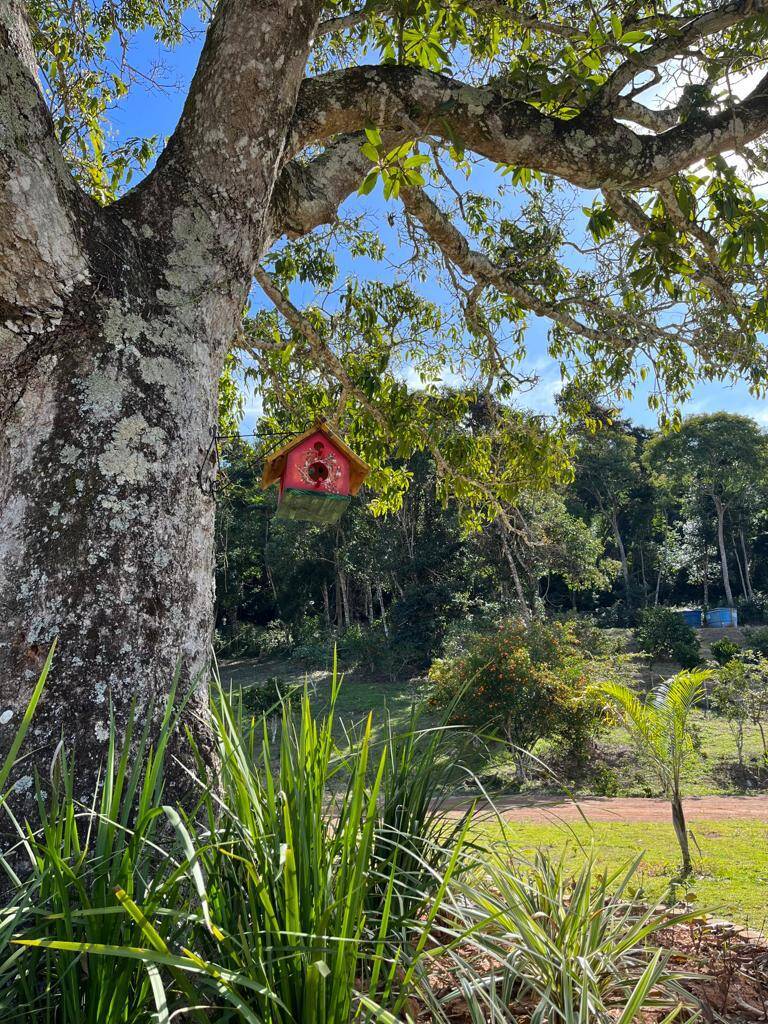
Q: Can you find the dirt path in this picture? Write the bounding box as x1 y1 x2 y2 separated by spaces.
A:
443 794 768 823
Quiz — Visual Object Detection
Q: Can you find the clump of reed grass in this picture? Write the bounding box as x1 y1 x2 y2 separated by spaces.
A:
0 649 699 1024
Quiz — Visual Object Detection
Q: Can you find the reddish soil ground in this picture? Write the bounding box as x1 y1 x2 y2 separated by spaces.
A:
442 794 768 823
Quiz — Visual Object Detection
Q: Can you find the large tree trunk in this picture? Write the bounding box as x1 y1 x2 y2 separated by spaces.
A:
0 278 237 797
0 0 322 799
713 496 734 607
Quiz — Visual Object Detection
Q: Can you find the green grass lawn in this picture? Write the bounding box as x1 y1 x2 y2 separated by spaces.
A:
219 656 768 796
476 818 768 928
220 656 768 926
219 656 428 742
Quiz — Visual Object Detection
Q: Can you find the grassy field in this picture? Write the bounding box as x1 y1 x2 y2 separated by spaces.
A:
219 655 768 797
219 656 768 925
478 818 768 928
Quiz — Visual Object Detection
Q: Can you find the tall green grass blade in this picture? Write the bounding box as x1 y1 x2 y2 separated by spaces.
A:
0 640 55 793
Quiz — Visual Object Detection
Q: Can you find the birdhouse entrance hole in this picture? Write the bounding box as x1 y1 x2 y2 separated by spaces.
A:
307 461 329 484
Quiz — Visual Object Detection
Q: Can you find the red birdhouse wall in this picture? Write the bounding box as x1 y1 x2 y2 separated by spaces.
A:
280 431 351 497
261 421 370 525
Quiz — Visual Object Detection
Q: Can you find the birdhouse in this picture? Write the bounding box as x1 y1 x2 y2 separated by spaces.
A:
260 421 370 525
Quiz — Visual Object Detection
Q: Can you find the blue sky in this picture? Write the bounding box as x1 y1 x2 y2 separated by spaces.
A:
107 19 768 436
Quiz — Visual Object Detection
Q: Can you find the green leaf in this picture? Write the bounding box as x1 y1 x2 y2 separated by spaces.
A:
358 170 379 195
360 141 380 163
619 30 648 44
364 124 382 147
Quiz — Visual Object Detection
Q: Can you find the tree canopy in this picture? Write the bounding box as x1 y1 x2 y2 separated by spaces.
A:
21 0 768 523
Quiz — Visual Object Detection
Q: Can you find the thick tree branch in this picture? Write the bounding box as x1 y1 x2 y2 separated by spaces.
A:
269 133 372 241
291 63 768 190
614 97 684 133
127 0 323 273
317 8 370 34
0 0 88 316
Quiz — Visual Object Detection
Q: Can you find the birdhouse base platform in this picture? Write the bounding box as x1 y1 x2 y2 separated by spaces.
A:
276 487 351 525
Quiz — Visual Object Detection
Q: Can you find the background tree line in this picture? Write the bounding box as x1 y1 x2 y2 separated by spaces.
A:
215 410 768 670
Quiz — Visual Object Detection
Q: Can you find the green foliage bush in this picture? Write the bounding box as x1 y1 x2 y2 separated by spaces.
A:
289 615 332 664
427 618 608 781
290 621 421 680
242 675 300 716
745 625 768 657
735 596 768 625
710 637 741 665
216 619 293 660
635 607 701 668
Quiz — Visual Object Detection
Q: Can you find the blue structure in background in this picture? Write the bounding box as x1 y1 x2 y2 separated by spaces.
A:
678 607 738 628
680 610 702 628
704 607 738 628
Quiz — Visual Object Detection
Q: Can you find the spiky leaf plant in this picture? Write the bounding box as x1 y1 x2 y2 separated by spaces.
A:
451 852 697 1024
3 681 197 1024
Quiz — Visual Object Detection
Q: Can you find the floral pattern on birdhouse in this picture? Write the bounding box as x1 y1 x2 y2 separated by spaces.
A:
296 441 344 493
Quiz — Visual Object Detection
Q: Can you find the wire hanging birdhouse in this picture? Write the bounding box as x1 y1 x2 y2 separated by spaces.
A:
260 420 370 525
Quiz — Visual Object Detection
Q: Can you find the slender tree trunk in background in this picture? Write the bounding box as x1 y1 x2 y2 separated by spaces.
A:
670 793 692 875
322 582 331 627
638 543 648 605
713 497 734 606
337 570 351 629
264 519 281 613
756 720 768 763
740 527 755 601
377 583 389 637
0 0 322 799
733 537 748 601
505 723 528 784
703 546 709 608
654 571 663 606
610 509 631 603
497 521 531 621
734 721 744 766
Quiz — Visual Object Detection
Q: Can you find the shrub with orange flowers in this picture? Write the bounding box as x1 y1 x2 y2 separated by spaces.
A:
427 618 608 783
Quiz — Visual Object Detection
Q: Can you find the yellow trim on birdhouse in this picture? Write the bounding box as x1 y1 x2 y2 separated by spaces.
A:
260 420 371 495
